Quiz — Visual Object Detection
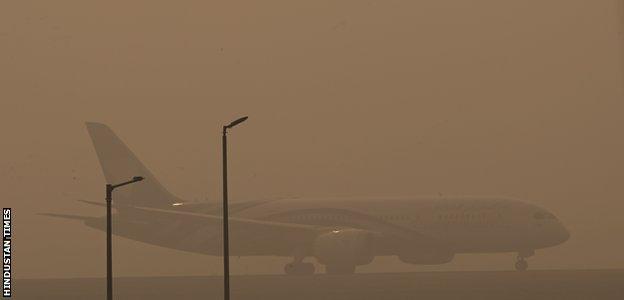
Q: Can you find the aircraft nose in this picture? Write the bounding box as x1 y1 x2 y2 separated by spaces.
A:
561 225 570 242
558 225 570 243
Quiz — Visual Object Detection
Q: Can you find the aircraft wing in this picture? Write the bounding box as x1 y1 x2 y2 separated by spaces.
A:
128 206 445 256
129 206 336 255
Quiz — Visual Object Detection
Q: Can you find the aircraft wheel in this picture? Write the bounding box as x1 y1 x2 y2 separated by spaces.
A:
284 262 315 275
515 258 528 271
325 264 356 275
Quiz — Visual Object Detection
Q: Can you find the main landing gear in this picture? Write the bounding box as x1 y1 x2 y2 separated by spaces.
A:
284 262 315 275
284 248 315 275
325 264 356 275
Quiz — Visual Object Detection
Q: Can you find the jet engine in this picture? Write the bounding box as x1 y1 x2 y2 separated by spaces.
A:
313 229 375 266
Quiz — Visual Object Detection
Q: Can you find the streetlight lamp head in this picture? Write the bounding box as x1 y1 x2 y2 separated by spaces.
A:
226 116 248 129
132 176 144 182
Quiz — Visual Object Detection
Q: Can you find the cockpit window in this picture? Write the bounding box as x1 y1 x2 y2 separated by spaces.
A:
533 212 556 220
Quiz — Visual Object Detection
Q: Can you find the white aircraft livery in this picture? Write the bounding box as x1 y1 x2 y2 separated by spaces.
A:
45 122 570 275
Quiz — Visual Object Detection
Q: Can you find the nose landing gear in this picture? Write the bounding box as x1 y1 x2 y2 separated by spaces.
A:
514 250 534 271
515 256 528 271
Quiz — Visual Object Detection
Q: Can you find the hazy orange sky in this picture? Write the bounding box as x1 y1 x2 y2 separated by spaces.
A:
1 1 623 278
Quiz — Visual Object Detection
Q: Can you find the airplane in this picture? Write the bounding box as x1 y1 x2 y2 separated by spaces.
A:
44 122 570 275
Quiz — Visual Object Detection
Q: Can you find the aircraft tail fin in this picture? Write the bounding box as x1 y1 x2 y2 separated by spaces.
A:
85 122 178 208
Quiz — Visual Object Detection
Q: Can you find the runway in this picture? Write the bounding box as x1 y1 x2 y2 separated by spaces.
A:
16 269 624 300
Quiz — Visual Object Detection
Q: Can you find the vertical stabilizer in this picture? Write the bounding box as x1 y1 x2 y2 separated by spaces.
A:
85 122 177 208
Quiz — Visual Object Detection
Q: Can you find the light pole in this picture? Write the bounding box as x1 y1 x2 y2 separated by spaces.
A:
105 176 144 300
222 116 248 300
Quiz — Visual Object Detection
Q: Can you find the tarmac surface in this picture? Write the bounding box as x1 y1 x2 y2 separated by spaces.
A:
15 269 624 300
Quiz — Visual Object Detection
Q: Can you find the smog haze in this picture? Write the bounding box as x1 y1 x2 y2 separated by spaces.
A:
1 0 623 281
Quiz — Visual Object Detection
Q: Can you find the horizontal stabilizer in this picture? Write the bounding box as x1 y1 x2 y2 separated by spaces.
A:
78 199 109 208
38 213 95 221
